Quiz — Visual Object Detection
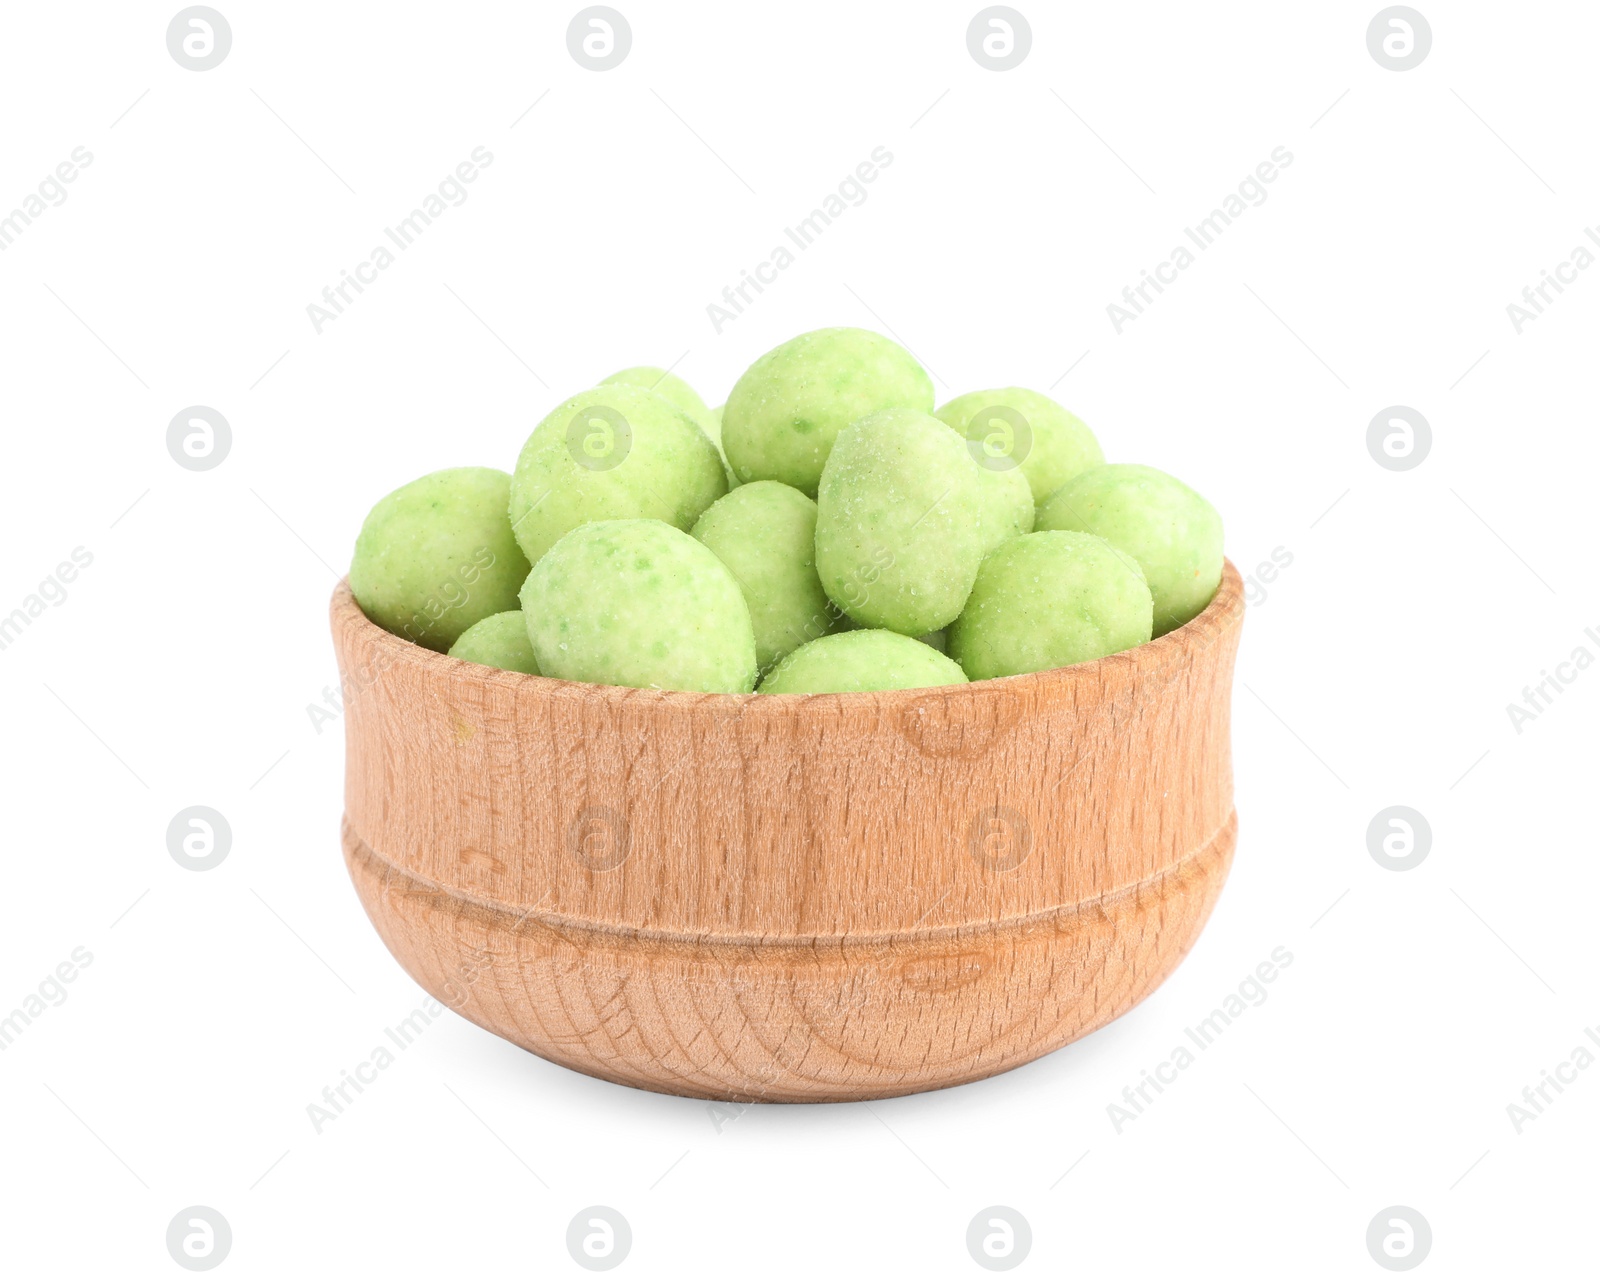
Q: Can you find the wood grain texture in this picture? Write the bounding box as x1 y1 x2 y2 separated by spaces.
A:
331 559 1245 1101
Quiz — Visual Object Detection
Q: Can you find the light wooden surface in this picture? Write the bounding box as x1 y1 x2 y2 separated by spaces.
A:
331 559 1245 1101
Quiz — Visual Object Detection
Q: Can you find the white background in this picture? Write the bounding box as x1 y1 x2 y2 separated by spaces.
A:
1 1 1594 1273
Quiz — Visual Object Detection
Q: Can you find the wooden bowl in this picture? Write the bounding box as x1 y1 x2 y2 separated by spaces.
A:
331 560 1244 1102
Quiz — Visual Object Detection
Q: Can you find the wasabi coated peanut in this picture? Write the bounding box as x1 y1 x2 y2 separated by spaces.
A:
509 383 727 566
933 395 1036 551
691 481 839 673
722 327 933 495
935 387 1104 505
350 467 532 652
600 366 712 429
948 531 1154 679
1036 463 1222 636
448 611 540 674
601 367 736 487
970 458 1035 556
814 407 987 635
758 629 968 694
520 519 757 693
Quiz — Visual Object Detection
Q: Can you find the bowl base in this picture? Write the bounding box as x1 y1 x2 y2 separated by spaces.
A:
343 812 1236 1103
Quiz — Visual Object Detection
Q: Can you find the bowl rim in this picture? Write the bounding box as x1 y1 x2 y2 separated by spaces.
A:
331 557 1243 712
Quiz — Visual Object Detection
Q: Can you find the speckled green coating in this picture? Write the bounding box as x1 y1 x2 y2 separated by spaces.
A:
948 531 1154 679
350 467 532 652
935 387 1104 504
1036 463 1222 636
814 407 987 635
758 629 968 694
447 610 540 674
519 519 757 692
691 481 838 673
722 327 933 495
508 383 727 566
